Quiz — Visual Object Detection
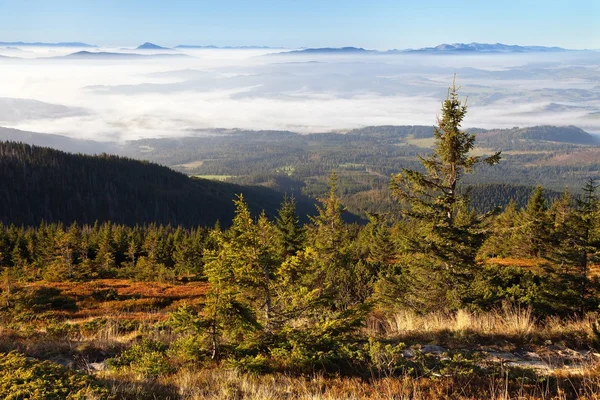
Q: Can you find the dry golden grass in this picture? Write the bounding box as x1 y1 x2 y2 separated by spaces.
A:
100 368 600 400
384 306 538 339
485 257 546 269
588 264 600 279
377 306 596 351
486 258 600 280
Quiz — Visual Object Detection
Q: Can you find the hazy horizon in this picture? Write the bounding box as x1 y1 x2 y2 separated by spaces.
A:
0 43 599 141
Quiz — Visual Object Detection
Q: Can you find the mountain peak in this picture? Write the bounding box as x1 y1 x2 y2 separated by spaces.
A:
136 42 170 50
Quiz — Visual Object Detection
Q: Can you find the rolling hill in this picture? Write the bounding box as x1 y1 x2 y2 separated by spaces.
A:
0 127 117 154
0 141 316 227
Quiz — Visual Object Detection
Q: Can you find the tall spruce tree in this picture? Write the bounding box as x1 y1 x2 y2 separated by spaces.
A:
479 200 520 258
309 172 353 308
520 186 551 258
275 195 305 258
202 197 266 357
390 78 500 310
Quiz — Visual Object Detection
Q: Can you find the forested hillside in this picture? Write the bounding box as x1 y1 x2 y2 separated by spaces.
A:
3 123 599 218
116 124 600 216
0 141 315 227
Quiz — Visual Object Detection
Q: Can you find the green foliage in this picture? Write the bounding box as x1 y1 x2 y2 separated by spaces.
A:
167 335 207 365
0 352 111 400
366 339 409 377
278 306 369 373
227 354 272 374
202 197 274 357
275 195 305 258
521 185 551 258
308 172 359 309
166 304 205 334
468 265 541 310
436 352 485 377
107 339 174 379
479 200 520 258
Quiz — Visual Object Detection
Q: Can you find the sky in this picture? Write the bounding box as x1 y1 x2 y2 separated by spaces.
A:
0 0 598 49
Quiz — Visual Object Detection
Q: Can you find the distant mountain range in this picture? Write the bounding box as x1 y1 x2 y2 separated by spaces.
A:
0 41 579 55
407 42 568 53
175 44 283 49
277 47 375 55
271 43 572 56
58 51 189 60
0 41 97 47
136 42 171 50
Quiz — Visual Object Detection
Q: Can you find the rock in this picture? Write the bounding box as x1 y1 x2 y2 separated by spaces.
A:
88 361 107 371
51 357 74 369
521 351 542 360
488 352 522 362
421 345 446 354
506 360 551 371
402 349 415 358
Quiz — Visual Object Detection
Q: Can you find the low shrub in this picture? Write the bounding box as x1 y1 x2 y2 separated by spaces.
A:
106 339 174 379
0 351 111 400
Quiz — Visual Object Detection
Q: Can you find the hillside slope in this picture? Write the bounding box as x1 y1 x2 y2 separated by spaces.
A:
0 141 315 227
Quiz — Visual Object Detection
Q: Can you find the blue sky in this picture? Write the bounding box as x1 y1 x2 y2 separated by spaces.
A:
0 0 598 49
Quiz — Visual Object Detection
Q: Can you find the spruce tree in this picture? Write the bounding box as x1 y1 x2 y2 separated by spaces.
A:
365 214 394 265
390 78 500 310
275 195 305 258
203 198 265 358
204 195 278 339
479 200 520 258
520 186 551 258
308 172 353 308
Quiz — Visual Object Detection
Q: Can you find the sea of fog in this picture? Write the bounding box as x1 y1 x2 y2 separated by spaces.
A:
0 46 599 141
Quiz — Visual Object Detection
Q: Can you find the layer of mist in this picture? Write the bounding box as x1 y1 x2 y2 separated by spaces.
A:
0 45 598 141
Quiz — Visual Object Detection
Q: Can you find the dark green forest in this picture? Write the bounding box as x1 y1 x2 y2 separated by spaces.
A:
0 141 317 227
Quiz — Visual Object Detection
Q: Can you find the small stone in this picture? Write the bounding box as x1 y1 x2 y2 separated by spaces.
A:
488 352 521 362
88 362 107 371
421 345 446 354
402 349 415 358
